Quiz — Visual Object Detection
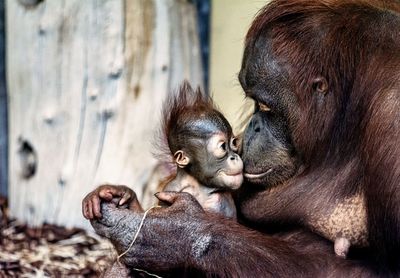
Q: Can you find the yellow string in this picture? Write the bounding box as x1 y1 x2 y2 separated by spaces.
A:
116 205 163 278
132 267 163 278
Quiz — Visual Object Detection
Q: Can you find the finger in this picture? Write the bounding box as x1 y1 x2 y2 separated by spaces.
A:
87 199 94 219
98 190 114 201
155 191 179 205
155 191 195 206
156 191 204 213
82 199 89 219
107 186 127 196
92 196 102 218
119 192 131 206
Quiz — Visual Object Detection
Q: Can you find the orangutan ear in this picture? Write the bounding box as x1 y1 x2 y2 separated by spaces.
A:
312 77 329 95
174 150 190 168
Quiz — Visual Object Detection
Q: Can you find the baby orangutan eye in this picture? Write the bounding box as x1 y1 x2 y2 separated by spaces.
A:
258 102 271 112
214 141 228 158
220 142 227 151
230 137 238 152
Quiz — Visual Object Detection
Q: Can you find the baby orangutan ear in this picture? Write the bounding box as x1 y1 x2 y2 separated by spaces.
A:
174 150 190 168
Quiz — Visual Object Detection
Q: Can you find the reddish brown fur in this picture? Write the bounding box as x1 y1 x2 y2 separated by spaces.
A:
247 0 400 166
244 0 400 273
160 81 228 156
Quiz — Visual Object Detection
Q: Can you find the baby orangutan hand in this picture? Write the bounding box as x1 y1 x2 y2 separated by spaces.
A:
82 184 142 219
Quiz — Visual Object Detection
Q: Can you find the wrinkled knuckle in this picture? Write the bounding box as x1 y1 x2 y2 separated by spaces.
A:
91 221 109 236
122 255 140 267
109 225 120 236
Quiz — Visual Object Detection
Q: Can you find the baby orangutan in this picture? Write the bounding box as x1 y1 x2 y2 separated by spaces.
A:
159 82 243 219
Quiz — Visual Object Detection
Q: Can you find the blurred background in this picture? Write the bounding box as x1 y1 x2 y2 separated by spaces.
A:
0 0 267 275
1 0 265 229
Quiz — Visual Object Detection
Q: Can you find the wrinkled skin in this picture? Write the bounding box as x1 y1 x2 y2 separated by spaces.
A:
102 261 130 278
90 191 209 273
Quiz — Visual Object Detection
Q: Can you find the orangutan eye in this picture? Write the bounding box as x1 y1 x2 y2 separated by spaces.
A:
213 141 228 159
258 102 271 112
230 137 238 152
220 142 227 151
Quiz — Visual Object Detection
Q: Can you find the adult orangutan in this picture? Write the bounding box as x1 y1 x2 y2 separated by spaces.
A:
82 0 400 276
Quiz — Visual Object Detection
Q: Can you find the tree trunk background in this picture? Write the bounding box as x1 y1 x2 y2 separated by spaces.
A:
7 0 203 228
0 0 7 197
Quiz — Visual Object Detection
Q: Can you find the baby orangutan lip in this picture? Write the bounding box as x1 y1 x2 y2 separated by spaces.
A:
244 168 273 179
222 171 243 177
220 171 244 190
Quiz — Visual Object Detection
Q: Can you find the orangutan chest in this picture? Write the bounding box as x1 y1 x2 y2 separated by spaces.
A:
308 193 368 247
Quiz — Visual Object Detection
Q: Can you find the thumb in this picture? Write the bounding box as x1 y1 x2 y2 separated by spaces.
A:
155 191 181 205
155 191 203 212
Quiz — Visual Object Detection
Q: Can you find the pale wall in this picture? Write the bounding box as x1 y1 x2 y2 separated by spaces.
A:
209 0 268 129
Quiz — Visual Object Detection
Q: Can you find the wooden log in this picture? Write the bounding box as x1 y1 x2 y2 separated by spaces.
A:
7 0 203 228
0 0 7 197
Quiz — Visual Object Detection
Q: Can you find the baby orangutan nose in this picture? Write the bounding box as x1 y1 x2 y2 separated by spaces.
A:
228 154 243 171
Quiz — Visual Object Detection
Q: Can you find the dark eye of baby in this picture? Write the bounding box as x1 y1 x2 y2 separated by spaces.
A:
221 142 226 151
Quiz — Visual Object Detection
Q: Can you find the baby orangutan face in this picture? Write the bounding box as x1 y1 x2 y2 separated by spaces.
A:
205 132 243 189
174 127 243 191
164 82 244 192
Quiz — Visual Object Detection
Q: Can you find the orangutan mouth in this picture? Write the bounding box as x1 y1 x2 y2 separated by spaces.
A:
244 168 273 179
